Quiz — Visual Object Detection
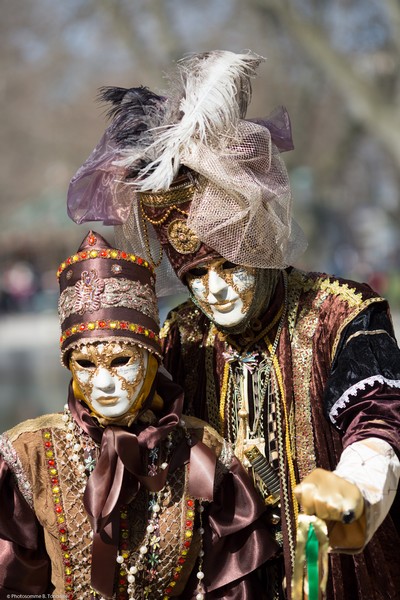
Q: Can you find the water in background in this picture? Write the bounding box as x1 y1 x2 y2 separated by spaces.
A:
1 299 398 433
0 293 188 432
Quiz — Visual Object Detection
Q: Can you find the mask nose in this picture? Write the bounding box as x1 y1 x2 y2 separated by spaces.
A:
93 366 115 393
207 269 228 301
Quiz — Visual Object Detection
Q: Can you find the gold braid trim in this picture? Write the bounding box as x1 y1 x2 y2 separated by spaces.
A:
331 297 386 361
266 335 299 525
219 361 231 433
140 183 196 207
344 328 395 347
6 413 65 442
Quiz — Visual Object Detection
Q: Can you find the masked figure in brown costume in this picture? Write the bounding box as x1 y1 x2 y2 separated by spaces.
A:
67 51 400 599
0 230 277 599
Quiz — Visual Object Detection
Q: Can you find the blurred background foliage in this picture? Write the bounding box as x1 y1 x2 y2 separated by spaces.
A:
1 0 399 429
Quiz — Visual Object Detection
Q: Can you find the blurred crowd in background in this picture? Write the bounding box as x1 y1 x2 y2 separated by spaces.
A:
1 0 399 429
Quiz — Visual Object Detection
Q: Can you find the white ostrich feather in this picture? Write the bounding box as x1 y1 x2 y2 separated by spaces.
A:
135 50 264 191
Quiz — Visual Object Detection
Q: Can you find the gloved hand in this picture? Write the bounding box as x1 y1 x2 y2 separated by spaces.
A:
294 468 366 552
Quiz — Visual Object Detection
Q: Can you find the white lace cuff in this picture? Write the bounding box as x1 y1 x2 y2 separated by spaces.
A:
333 437 400 546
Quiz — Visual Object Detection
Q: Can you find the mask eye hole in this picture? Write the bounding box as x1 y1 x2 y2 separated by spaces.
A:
188 266 208 278
221 261 237 270
76 359 95 368
110 356 131 367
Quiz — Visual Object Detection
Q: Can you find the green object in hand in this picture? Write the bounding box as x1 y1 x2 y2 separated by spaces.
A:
306 523 319 600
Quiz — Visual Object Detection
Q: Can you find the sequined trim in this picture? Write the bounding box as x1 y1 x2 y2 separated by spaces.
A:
42 430 75 599
60 320 159 345
0 433 34 508
329 375 400 424
287 273 329 480
173 304 204 416
59 277 159 324
163 496 197 598
57 248 153 278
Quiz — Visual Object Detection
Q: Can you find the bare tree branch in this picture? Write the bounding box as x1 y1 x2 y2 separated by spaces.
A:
251 0 400 166
383 0 400 56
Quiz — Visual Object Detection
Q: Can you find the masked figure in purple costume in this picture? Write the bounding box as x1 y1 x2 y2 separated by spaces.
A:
67 51 400 599
0 230 277 599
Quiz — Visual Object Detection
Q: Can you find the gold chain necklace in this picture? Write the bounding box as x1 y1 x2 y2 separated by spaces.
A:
139 200 164 267
250 273 288 437
223 271 288 453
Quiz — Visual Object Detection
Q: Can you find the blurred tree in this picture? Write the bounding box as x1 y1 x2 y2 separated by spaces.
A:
1 0 399 428
251 0 400 165
0 0 399 300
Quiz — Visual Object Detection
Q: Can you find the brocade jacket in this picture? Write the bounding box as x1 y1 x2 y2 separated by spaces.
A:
161 268 400 600
0 372 276 599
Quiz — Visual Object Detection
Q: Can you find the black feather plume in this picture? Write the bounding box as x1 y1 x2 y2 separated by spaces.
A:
97 85 166 149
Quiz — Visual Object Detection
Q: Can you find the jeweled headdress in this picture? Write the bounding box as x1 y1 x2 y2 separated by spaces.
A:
67 50 307 295
57 231 161 364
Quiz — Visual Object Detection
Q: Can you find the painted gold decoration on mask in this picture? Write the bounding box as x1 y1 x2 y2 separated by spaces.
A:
69 342 146 422
71 342 143 390
186 258 257 322
167 219 201 255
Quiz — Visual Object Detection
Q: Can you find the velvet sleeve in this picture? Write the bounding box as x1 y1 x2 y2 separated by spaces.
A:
0 457 52 596
323 303 400 457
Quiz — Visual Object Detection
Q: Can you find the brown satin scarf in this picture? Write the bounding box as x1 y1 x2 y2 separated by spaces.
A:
68 372 217 598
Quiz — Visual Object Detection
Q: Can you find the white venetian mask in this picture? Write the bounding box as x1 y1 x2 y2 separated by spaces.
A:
186 258 257 328
69 341 149 421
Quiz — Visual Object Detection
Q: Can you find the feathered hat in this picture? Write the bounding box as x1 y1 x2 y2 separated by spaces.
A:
67 50 307 295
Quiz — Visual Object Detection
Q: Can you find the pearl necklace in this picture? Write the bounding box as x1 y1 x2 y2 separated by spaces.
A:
62 404 99 493
115 420 206 600
63 408 206 599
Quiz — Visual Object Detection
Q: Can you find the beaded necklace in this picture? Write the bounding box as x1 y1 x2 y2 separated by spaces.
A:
62 404 99 489
62 408 206 600
222 271 288 460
